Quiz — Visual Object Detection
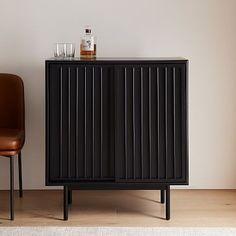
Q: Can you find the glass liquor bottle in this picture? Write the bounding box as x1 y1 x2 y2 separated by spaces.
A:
80 26 96 58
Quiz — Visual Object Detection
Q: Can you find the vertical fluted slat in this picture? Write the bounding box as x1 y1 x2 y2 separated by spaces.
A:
173 67 176 178
46 64 50 180
124 68 128 179
141 67 144 179
181 66 185 179
156 67 160 179
165 67 168 179
84 67 87 178
92 67 95 178
148 67 152 178
100 67 103 178
59 66 63 178
132 68 136 179
68 67 71 178
75 67 79 178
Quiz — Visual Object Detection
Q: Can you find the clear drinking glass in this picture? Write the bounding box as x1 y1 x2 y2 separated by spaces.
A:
54 43 65 58
65 43 75 58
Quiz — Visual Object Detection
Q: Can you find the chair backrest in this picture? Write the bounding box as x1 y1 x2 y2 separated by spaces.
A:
0 74 25 130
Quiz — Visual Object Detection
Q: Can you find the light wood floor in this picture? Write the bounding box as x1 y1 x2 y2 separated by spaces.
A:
0 190 235 226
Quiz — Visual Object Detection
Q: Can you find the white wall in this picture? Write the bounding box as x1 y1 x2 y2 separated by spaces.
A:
0 0 236 189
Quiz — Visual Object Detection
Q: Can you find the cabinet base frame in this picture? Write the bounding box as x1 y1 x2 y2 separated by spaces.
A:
63 184 171 221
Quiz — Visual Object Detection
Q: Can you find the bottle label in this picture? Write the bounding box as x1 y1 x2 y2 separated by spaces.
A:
81 38 94 51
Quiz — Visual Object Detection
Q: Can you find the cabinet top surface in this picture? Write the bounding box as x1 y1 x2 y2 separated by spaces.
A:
46 57 188 63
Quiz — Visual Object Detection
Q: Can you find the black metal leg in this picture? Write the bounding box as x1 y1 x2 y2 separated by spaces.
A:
18 152 23 198
10 157 14 220
166 185 170 220
64 186 68 220
68 188 72 205
160 189 165 204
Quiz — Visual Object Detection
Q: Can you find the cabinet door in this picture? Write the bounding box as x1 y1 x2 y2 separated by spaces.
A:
115 64 188 184
46 63 115 184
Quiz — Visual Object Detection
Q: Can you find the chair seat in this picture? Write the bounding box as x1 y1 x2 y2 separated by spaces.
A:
0 128 25 156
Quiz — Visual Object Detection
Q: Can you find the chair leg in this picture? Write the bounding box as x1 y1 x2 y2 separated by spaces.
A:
10 157 14 220
18 152 23 198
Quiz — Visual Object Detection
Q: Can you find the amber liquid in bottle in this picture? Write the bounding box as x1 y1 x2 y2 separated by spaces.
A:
80 44 96 58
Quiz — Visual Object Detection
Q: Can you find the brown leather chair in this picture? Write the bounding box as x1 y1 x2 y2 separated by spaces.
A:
0 73 25 220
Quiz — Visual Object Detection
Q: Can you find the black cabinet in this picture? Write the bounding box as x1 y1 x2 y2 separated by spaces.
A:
46 58 188 220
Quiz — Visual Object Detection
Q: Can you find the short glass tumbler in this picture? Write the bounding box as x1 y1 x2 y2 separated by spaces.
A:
65 43 75 58
54 43 65 58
